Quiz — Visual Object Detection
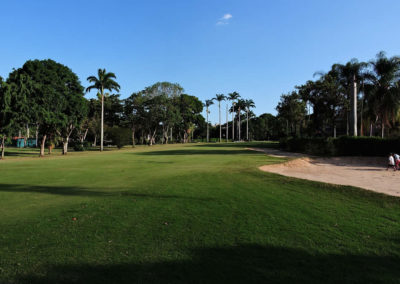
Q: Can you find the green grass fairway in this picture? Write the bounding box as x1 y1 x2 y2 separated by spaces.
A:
0 143 399 283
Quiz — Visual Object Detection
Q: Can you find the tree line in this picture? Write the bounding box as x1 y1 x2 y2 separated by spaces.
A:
0 59 207 158
275 51 400 139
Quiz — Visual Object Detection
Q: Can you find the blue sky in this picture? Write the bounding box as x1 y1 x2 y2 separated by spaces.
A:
1 0 399 123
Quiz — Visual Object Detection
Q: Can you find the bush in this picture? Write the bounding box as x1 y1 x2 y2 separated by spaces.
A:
106 126 131 149
334 136 400 156
73 144 85 151
280 136 400 156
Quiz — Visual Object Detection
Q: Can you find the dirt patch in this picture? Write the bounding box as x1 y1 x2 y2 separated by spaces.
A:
250 148 400 197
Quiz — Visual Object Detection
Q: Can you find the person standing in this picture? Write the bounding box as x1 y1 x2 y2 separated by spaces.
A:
387 153 396 171
394 153 400 170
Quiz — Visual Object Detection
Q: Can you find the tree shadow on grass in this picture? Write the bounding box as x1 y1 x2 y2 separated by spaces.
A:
16 244 400 284
137 149 262 156
194 142 279 149
4 150 40 157
0 183 212 201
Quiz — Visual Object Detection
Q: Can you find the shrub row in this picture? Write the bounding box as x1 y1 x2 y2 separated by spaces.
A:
280 136 400 156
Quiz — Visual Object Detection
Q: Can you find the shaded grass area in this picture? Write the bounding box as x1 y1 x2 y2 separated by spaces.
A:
0 142 399 283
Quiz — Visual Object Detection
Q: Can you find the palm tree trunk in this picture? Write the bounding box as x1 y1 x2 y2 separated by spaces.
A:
206 106 209 142
232 107 235 141
246 109 249 141
219 102 221 142
100 88 104 152
238 109 241 141
351 76 358 136
226 104 228 142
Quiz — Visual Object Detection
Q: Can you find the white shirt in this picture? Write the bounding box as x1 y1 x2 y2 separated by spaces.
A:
394 154 400 161
389 156 395 165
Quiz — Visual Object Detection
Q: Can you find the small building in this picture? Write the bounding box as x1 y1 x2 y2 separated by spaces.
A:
12 137 37 148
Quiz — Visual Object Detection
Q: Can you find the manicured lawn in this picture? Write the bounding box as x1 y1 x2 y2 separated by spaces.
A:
0 143 399 283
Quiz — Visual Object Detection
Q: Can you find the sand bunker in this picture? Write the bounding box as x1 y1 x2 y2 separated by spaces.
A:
249 148 400 197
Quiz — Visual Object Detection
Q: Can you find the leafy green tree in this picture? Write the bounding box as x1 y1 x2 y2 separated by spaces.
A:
86 69 120 151
276 92 306 136
8 59 83 157
123 92 146 147
213 94 226 142
178 94 203 143
144 82 183 98
55 77 87 155
364 52 400 137
0 76 10 159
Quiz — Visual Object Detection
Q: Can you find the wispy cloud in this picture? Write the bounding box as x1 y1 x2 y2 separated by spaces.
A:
216 13 233 25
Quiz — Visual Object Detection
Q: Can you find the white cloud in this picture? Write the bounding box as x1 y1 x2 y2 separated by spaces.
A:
221 13 233 20
216 13 232 25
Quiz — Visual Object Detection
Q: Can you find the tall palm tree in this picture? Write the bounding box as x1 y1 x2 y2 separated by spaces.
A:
213 94 226 142
204 99 214 142
228 92 240 141
86 69 120 151
244 99 255 140
236 99 246 141
332 59 367 136
364 51 400 138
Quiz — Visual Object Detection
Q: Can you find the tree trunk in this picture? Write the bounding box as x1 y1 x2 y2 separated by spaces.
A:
286 120 289 136
232 108 235 142
93 135 97 147
25 124 29 147
370 123 373 137
40 135 47 157
100 88 104 152
333 124 337 138
381 122 384 138
170 128 172 143
35 126 39 148
238 110 241 141
206 106 209 142
132 128 136 147
219 102 221 142
246 109 249 141
351 76 358 136
226 104 229 142
62 137 69 155
1 136 5 160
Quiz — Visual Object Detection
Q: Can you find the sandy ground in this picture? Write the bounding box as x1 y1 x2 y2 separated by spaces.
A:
248 148 400 197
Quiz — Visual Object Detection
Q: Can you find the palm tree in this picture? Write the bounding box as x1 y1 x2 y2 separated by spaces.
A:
204 99 214 142
244 99 255 140
213 94 226 142
86 69 120 151
228 92 240 141
364 52 400 138
332 59 367 136
236 99 246 141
